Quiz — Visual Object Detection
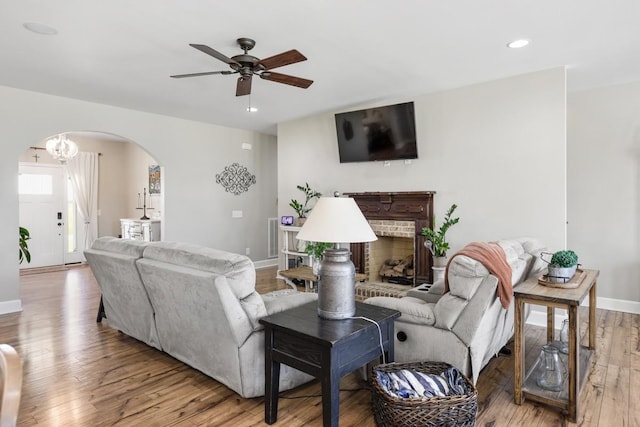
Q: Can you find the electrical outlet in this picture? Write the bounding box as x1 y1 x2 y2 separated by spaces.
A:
245 248 250 255
232 210 243 218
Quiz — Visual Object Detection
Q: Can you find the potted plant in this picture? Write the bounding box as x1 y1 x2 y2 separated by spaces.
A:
289 183 321 225
421 203 460 268
543 249 579 283
305 241 333 274
19 226 31 264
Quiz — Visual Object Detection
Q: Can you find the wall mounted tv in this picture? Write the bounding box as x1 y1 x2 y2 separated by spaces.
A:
334 101 418 163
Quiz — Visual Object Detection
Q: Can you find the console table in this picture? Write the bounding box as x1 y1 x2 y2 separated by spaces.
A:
260 301 400 427
513 269 599 422
120 218 161 242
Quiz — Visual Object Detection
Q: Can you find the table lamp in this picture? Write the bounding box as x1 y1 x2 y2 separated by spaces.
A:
296 194 377 319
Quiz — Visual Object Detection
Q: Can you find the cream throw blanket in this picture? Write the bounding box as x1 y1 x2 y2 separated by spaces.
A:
444 242 513 309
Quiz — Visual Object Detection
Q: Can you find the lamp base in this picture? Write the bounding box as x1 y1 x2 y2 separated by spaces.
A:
317 248 356 320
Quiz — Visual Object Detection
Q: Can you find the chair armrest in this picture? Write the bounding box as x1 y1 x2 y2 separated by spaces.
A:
262 291 318 316
406 280 446 304
365 296 436 326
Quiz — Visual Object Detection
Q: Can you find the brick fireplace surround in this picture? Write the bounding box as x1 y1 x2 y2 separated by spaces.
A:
346 191 435 285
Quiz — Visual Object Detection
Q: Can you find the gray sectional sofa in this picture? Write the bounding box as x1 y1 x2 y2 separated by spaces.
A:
85 237 317 398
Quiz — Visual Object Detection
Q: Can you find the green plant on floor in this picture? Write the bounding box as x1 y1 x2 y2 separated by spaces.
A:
421 203 460 258
289 183 321 218
550 250 578 267
19 226 31 264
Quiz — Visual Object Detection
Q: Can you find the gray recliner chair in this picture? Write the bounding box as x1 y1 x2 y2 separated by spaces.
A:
365 238 547 384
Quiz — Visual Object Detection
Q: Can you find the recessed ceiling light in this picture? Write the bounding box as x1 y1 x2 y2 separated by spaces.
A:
246 107 258 112
23 22 58 35
507 39 529 49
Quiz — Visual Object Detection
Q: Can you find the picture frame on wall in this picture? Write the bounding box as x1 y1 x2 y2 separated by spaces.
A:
149 165 161 195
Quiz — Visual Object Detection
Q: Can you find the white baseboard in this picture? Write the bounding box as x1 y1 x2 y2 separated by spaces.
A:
592 296 640 314
254 258 278 269
526 295 640 329
0 299 22 315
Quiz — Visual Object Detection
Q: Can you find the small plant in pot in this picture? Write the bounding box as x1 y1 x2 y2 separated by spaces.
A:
542 250 579 283
19 226 31 264
289 183 321 225
305 241 333 275
421 203 460 267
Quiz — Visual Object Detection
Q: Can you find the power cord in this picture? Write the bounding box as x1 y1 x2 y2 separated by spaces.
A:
345 315 386 365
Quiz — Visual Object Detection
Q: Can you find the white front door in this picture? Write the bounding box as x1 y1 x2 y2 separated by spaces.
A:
19 163 65 268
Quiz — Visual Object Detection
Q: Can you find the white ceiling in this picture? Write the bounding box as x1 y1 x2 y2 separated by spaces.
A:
2 1 639 135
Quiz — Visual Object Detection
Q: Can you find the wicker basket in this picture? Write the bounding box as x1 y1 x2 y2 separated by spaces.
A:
369 361 478 427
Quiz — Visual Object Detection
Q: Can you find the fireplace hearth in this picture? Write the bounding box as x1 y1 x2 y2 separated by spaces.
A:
346 191 435 285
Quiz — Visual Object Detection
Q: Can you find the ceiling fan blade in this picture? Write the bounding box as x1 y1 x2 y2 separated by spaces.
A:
260 71 313 89
170 70 235 78
236 75 252 96
258 49 307 70
189 43 240 66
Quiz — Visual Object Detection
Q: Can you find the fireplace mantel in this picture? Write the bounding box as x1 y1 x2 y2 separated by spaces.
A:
345 191 435 284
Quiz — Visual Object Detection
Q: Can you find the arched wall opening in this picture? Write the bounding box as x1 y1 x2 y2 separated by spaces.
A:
19 131 164 240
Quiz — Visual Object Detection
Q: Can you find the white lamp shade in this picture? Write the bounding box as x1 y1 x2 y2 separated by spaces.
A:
296 197 377 243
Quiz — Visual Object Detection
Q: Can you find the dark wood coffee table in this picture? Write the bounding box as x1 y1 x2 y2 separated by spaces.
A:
260 301 400 427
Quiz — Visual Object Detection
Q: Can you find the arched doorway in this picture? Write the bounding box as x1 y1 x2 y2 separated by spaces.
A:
18 131 163 269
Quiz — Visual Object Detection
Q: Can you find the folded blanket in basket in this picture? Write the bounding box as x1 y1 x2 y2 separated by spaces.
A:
376 366 470 399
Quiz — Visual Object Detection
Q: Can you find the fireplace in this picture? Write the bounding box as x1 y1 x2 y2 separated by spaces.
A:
346 191 435 285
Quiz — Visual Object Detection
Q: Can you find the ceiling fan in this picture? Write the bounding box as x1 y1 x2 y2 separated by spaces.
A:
171 37 313 96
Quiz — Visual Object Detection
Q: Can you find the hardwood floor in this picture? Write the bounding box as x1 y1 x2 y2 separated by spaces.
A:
1 264 637 426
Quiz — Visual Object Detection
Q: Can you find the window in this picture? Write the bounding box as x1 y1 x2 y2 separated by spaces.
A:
66 177 77 253
19 173 52 195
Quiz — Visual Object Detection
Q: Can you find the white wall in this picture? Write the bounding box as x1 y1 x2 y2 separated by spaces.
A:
278 68 567 265
568 81 640 303
1 85 277 312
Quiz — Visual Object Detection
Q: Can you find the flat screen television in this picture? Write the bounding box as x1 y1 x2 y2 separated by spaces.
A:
334 101 418 163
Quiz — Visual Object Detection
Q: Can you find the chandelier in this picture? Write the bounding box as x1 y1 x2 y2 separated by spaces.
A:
45 134 79 164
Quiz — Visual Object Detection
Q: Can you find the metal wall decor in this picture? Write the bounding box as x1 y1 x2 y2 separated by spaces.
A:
215 162 256 195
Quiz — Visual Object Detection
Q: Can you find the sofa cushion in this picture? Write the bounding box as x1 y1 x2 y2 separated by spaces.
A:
90 235 149 257
143 241 256 299
365 296 436 326
447 256 487 301
496 240 532 284
517 238 548 279
434 294 467 330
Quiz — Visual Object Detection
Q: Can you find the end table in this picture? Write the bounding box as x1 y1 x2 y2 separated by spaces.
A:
514 269 599 422
260 301 400 427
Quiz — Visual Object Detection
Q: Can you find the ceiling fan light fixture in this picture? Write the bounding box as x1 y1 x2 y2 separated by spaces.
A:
172 38 312 96
507 39 529 49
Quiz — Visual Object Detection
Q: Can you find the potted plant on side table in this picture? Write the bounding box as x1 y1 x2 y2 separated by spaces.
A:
421 204 460 281
289 183 321 226
543 249 579 283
